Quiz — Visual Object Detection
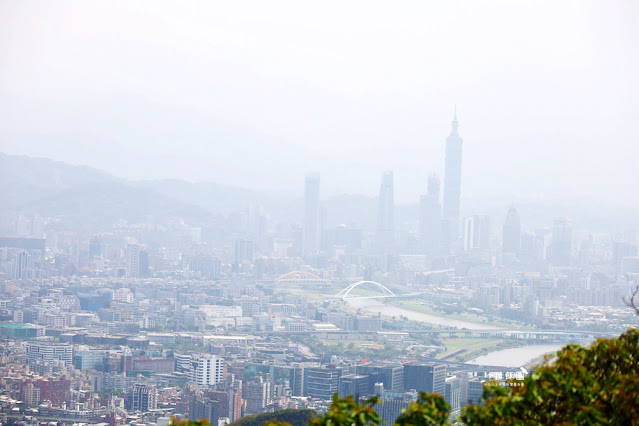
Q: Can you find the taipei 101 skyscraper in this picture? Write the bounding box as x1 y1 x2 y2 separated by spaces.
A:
441 109 463 255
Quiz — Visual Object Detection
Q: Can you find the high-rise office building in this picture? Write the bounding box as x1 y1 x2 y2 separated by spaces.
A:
88 236 102 259
245 375 274 414
206 390 230 419
376 171 395 254
244 363 304 397
234 239 253 265
502 206 521 256
613 241 638 272
356 364 404 392
419 175 441 257
126 243 141 278
403 363 446 396
303 174 321 255
441 110 464 255
445 376 462 416
139 250 149 277
304 366 345 400
475 215 490 250
74 349 107 371
188 397 220 425
463 215 490 252
121 346 133 374
12 251 31 280
375 388 418 425
551 218 572 266
126 384 157 412
339 374 370 398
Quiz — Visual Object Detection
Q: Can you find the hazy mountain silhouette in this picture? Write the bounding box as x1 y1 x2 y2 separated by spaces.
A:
0 153 212 230
1 153 636 234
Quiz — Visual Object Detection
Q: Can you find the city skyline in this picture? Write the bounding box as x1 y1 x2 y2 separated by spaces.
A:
1 1 637 205
0 2 637 424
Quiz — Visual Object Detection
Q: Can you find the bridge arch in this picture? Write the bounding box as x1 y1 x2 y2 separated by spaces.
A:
275 271 330 286
335 281 396 299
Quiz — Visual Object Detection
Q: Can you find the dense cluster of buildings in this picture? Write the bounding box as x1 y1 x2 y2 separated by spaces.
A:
0 114 637 424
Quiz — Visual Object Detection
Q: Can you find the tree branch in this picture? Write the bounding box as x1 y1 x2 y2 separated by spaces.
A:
623 285 639 316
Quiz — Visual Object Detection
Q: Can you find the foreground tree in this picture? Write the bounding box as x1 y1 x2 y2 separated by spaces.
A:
394 392 450 426
171 420 210 426
307 394 383 426
461 328 639 425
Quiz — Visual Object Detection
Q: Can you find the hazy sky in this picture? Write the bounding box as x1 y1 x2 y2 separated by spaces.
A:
1 1 637 205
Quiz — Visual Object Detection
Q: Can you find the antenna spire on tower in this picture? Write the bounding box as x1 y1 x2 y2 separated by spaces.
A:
451 105 459 133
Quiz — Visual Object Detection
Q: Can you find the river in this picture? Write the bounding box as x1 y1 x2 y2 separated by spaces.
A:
345 299 501 330
468 344 564 368
344 298 566 367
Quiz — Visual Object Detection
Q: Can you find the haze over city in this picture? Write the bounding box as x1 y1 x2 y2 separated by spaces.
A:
1 1 637 205
0 1 638 425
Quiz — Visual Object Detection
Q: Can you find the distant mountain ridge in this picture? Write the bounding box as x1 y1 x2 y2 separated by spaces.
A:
1 153 636 234
0 153 397 232
0 153 214 230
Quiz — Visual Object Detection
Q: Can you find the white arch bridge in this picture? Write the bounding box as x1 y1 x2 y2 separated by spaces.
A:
335 281 402 300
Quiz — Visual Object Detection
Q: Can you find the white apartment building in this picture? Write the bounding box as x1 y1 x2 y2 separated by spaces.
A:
187 354 224 387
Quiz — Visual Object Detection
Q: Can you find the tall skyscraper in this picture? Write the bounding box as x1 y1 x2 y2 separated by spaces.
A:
88 236 102 259
551 218 572 266
139 250 149 277
376 171 395 254
126 243 141 278
303 174 321 255
234 238 254 265
419 175 441 257
502 206 521 256
463 215 490 252
441 110 464 255
12 251 31 280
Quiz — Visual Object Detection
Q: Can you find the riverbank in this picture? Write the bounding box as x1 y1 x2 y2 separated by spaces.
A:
346 298 502 330
468 343 564 368
389 299 521 329
435 337 526 363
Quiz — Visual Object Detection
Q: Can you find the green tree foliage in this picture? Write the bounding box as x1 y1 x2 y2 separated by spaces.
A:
307 394 383 426
394 392 450 426
171 420 211 426
233 409 316 426
461 328 639 425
